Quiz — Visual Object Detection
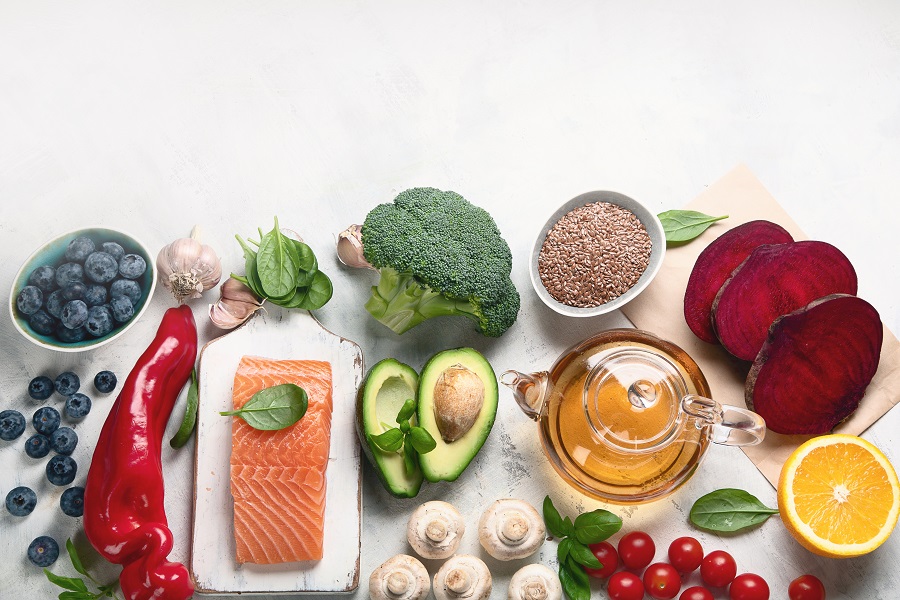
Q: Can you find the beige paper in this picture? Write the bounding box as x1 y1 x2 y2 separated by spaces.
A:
621 164 900 486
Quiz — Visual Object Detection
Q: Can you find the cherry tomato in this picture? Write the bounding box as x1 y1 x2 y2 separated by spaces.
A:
608 571 645 600
668 536 704 573
680 587 714 600
700 550 737 588
583 541 618 579
643 562 682 600
729 573 769 600
617 531 656 570
788 574 826 600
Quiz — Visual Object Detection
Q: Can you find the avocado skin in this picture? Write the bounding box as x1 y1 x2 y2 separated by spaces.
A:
356 358 423 498
416 348 498 482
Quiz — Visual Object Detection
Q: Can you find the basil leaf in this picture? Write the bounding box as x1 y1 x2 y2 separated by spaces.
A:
396 398 416 423
556 537 573 566
44 569 89 593
568 541 602 569
408 426 437 454
658 210 728 243
98 584 117 598
220 383 308 430
573 509 623 544
58 592 95 600
170 369 199 448
689 488 779 533
543 496 575 538
256 217 301 298
368 428 404 452
562 516 576 537
403 438 418 476
566 556 590 587
562 556 590 600
65 539 87 577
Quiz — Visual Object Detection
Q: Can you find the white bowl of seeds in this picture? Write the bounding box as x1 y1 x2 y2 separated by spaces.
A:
530 191 665 317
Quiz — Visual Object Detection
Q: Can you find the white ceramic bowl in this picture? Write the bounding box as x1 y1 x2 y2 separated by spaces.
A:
9 227 157 352
529 191 666 317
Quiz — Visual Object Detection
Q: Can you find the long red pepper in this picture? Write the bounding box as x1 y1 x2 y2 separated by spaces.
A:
84 305 197 600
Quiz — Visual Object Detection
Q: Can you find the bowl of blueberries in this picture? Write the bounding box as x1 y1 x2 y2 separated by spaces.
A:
9 228 156 351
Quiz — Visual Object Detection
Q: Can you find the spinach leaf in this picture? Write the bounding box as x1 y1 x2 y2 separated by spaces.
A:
369 428 404 452
220 383 308 430
689 488 779 533
573 509 623 545
232 236 266 299
658 210 728 243
256 217 301 298
291 239 317 273
407 426 437 454
170 369 199 449
568 540 602 569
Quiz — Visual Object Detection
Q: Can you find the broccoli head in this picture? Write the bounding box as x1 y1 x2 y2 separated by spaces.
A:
340 187 520 337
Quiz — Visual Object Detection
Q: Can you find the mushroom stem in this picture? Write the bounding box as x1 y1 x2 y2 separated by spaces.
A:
499 512 530 544
445 568 473 595
426 519 449 543
522 582 548 600
386 572 411 596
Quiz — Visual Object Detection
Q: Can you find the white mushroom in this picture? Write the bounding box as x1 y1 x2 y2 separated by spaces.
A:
369 554 430 600
433 554 492 600
407 501 466 560
478 499 545 561
507 564 561 600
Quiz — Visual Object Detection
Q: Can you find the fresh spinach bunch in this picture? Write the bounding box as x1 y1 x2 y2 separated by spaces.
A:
368 398 436 475
543 496 623 600
44 539 121 600
233 217 333 310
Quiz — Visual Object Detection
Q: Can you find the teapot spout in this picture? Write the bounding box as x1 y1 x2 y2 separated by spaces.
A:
500 370 549 421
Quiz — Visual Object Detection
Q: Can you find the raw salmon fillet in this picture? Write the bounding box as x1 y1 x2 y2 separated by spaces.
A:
230 356 332 564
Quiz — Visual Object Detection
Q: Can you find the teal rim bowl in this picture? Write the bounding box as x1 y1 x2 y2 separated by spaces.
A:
9 227 157 352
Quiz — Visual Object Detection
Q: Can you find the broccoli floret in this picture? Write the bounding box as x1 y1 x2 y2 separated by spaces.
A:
352 187 520 337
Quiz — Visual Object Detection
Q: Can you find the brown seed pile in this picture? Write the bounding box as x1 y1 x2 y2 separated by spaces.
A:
538 202 652 308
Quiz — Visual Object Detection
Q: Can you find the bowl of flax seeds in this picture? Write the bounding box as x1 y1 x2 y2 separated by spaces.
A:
530 191 665 317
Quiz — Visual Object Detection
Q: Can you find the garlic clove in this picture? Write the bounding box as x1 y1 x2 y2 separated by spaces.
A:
337 224 376 270
208 277 264 329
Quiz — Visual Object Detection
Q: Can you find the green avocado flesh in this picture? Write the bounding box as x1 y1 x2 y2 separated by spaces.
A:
417 348 498 482
357 358 423 498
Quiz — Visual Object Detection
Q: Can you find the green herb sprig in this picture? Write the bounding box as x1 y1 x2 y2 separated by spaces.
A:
368 398 437 475
543 496 622 600
689 488 779 533
44 539 121 600
657 210 728 243
221 383 308 431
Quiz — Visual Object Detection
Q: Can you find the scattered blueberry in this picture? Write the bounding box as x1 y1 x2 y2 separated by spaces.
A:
46 455 77 486
60 486 85 517
27 536 60 567
84 251 119 284
101 241 125 261
45 290 64 318
55 262 84 288
50 427 78 455
60 300 89 329
28 266 57 292
110 296 134 323
110 279 142 305
118 254 147 279
24 434 51 458
6 486 37 517
28 376 55 400
54 372 80 396
29 310 56 336
64 393 91 419
65 237 95 262
93 370 117 394
56 324 87 343
0 410 27 441
85 305 114 338
16 286 43 315
61 281 87 301
83 284 108 307
33 406 61 436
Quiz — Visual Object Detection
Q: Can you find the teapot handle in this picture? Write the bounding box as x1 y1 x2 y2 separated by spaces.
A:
681 394 766 447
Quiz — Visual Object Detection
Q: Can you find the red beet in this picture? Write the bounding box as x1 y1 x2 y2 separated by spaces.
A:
684 220 793 344
746 294 882 434
712 241 857 361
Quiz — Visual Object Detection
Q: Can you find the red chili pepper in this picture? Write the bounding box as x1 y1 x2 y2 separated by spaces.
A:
84 306 197 600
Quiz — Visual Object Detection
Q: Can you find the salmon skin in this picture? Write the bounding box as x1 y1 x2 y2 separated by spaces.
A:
230 356 333 564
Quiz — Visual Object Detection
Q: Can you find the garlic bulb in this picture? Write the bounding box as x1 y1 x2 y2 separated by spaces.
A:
157 226 222 303
208 277 264 329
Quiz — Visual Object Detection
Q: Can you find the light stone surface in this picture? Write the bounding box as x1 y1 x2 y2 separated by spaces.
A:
1 2 898 599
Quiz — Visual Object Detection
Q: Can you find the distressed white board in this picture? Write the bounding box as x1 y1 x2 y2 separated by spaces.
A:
191 309 363 595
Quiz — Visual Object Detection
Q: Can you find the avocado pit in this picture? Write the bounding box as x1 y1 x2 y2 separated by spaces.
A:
433 364 485 442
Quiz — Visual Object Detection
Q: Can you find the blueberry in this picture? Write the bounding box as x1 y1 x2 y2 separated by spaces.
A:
61 300 89 329
5 486 37 517
110 279 142 305
84 251 119 284
45 290 65 318
64 393 91 419
61 281 87 301
0 410 27 441
16 286 43 315
83 284 108 307
118 254 147 279
55 262 84 287
85 305 114 338
46 455 77 486
33 406 61 436
29 376 55 400
27 536 60 567
28 266 57 292
24 434 51 458
110 296 134 323
60 486 85 517
65 237 95 262
56 324 87 343
93 371 117 394
54 372 80 396
50 427 78 455
29 310 56 336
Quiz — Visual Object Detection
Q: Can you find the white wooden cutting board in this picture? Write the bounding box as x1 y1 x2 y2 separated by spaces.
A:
191 309 363 595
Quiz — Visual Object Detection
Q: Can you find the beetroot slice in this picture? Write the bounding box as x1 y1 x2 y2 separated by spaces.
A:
746 294 882 435
684 220 793 344
712 240 857 361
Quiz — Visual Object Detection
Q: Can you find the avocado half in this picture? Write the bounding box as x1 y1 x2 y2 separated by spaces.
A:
356 358 423 498
417 348 498 482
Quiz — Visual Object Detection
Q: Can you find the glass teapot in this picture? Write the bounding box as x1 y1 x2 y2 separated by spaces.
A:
501 329 765 504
